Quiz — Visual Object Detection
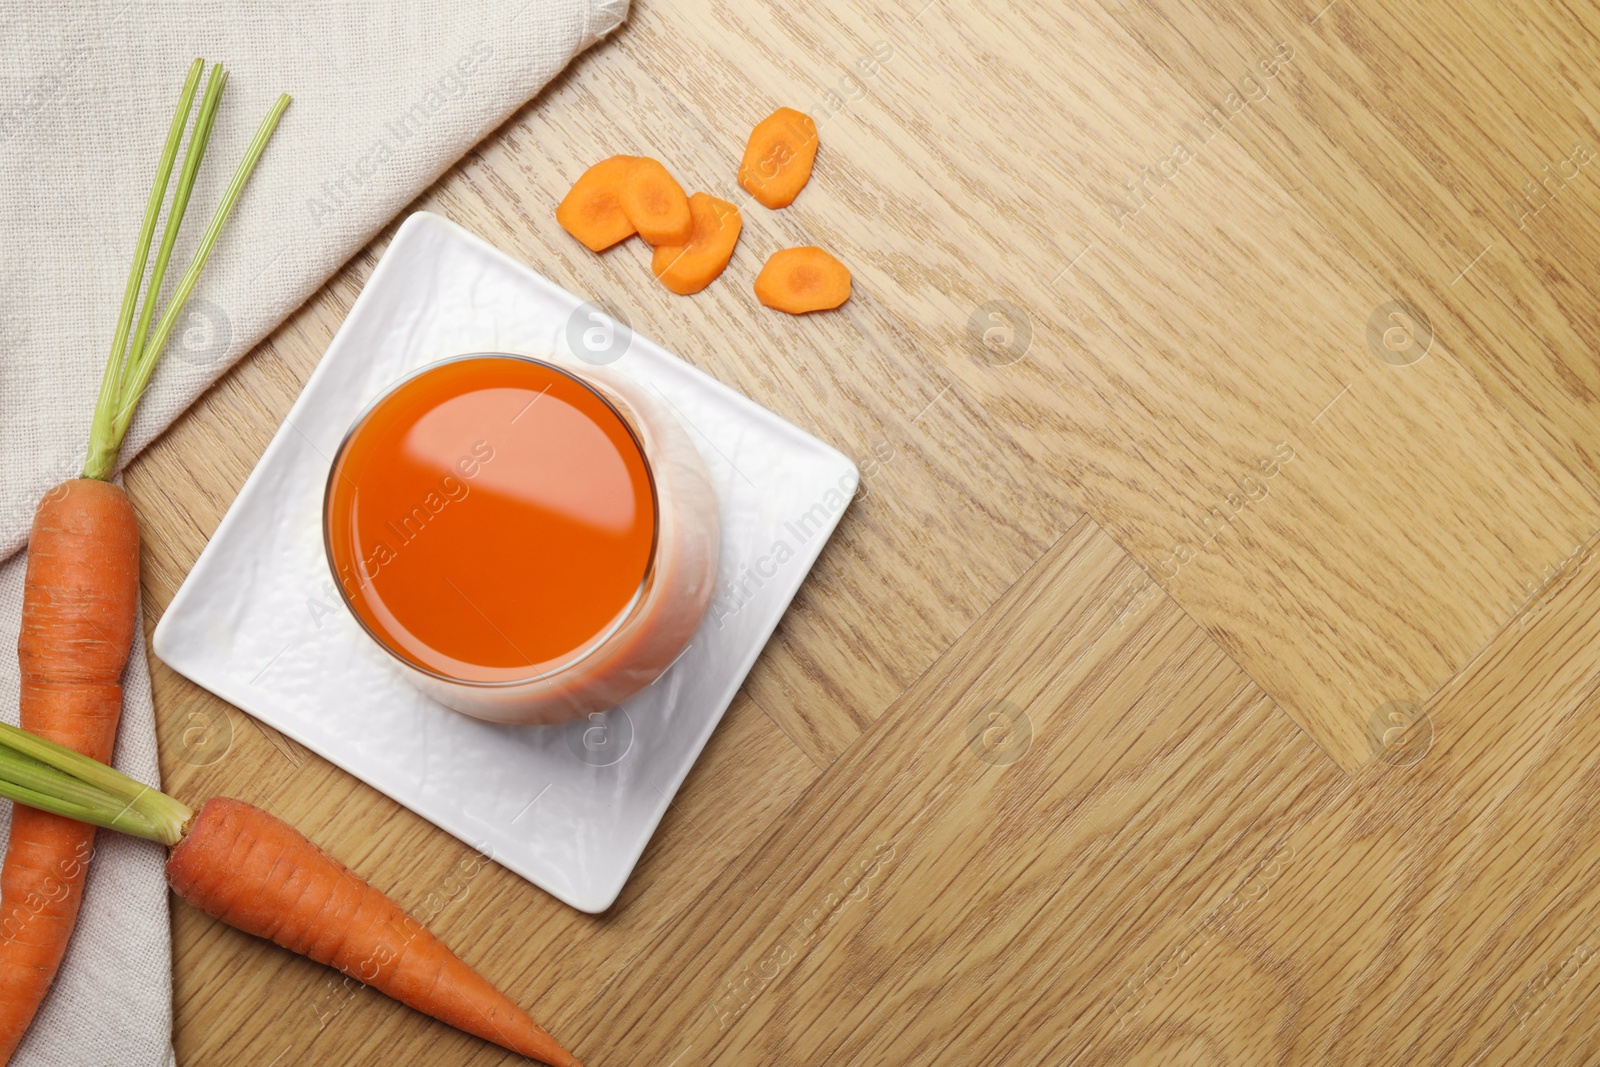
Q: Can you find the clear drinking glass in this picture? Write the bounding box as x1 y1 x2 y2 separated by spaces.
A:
322 352 719 725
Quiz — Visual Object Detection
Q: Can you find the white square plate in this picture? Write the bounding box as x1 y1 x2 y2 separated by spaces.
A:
153 212 856 912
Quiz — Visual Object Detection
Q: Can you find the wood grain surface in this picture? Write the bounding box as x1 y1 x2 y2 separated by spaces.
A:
114 0 1600 1062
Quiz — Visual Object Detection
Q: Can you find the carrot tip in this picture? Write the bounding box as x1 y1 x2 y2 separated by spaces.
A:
167 798 578 1066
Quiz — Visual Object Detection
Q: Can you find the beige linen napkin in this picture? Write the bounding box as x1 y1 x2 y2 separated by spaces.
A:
0 2 627 1063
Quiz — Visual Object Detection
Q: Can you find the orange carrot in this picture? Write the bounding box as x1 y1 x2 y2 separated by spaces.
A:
0 481 139 1057
618 157 693 245
738 107 819 210
0 62 288 1062
754 246 852 313
555 154 639 252
0 722 580 1066
652 193 743 295
168 798 580 1066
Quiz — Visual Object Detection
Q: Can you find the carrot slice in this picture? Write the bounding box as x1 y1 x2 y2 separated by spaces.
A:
652 193 743 295
755 247 852 313
556 155 639 251
618 157 693 245
738 107 819 209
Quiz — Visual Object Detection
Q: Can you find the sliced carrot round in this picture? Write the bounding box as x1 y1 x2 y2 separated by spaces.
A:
652 193 743 295
754 247 851 313
619 157 693 245
738 107 819 210
556 154 639 252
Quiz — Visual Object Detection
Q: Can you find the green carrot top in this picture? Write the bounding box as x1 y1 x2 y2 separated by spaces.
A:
82 60 289 482
0 720 192 845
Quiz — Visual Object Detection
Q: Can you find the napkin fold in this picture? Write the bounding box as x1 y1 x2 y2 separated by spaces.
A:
0 2 626 1062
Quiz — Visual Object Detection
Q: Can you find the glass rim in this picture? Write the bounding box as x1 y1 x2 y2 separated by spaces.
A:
321 351 662 688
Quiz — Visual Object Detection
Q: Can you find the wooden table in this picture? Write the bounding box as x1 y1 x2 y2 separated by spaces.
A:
128 0 1600 1062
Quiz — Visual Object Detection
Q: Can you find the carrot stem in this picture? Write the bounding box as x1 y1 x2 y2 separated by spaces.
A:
0 747 162 840
0 721 191 844
109 91 291 449
0 777 148 837
83 58 204 482
117 63 228 404
81 64 290 481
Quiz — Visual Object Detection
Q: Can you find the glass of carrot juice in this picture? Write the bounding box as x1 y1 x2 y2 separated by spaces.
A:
322 353 719 725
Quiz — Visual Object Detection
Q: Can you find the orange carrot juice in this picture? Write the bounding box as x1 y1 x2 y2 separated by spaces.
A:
325 355 658 686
